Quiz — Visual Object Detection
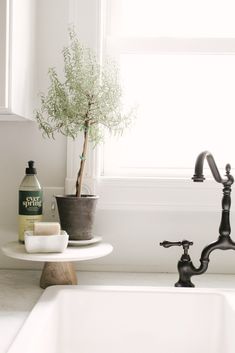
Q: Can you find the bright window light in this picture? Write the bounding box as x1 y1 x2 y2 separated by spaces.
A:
102 0 235 177
107 0 235 38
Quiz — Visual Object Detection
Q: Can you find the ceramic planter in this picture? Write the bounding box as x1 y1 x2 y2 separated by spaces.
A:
55 195 99 240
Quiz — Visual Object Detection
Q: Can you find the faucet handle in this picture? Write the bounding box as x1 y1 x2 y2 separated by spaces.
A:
160 240 193 263
160 241 182 248
160 240 193 253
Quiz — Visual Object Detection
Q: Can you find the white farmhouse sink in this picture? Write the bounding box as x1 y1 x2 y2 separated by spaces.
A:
7 286 235 353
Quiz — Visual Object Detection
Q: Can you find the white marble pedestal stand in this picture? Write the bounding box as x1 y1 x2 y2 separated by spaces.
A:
1 242 113 289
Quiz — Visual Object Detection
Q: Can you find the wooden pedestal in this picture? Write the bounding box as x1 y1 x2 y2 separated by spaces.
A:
40 261 78 289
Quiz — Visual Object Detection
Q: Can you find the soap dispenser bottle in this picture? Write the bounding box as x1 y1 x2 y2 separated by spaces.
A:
18 161 43 243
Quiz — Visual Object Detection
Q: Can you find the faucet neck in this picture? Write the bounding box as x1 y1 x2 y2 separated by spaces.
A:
192 151 234 186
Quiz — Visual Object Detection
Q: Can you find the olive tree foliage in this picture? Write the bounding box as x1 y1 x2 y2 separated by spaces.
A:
36 29 133 197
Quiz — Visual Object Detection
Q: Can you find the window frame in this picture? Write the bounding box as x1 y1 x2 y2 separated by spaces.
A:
66 0 234 212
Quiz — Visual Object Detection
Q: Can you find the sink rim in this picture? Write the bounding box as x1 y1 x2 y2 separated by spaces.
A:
7 285 235 353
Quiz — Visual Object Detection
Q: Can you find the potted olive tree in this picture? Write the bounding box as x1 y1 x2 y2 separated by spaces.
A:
36 29 132 241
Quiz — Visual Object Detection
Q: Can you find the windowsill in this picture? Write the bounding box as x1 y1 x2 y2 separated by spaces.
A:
98 175 219 185
95 175 224 212
66 140 230 212
65 174 225 211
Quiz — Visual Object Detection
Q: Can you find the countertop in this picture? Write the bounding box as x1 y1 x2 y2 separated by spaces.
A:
2 270 235 353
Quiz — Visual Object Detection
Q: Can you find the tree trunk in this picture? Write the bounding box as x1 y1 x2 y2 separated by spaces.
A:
76 123 89 197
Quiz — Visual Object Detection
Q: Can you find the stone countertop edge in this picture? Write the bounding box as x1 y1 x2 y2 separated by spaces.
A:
1 270 235 353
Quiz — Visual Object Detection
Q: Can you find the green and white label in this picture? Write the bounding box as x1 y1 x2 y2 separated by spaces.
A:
19 191 43 215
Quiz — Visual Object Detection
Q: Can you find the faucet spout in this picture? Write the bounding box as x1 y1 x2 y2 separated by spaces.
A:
192 151 232 184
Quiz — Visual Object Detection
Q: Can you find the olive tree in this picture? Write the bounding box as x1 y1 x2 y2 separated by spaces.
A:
36 29 132 197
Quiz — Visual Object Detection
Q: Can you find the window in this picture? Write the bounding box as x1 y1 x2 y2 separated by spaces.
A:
101 0 235 178
66 0 234 209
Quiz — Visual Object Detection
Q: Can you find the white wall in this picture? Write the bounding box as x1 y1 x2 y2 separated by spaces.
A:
0 0 68 267
1 0 235 281
0 0 7 108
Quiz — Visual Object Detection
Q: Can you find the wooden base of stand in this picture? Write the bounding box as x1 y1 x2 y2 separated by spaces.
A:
40 262 78 289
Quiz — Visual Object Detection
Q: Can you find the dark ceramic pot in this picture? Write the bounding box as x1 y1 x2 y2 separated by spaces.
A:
55 195 99 240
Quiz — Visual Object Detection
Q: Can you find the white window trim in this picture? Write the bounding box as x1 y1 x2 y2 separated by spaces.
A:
66 0 104 196
106 37 235 55
66 0 235 212
65 135 227 212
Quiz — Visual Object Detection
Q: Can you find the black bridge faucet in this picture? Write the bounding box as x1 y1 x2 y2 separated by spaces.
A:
160 151 235 287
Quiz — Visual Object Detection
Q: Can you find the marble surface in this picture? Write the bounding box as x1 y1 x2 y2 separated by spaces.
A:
2 270 235 352
1 242 113 262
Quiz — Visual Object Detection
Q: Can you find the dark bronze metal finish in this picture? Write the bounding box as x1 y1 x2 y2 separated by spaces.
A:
56 195 98 240
160 151 235 287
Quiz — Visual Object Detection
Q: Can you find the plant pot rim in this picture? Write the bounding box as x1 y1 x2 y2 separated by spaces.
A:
55 194 99 199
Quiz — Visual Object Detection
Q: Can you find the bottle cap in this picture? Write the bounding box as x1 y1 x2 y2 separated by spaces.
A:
26 160 37 174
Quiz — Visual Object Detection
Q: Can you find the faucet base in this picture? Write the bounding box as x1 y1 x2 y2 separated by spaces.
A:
175 279 195 288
